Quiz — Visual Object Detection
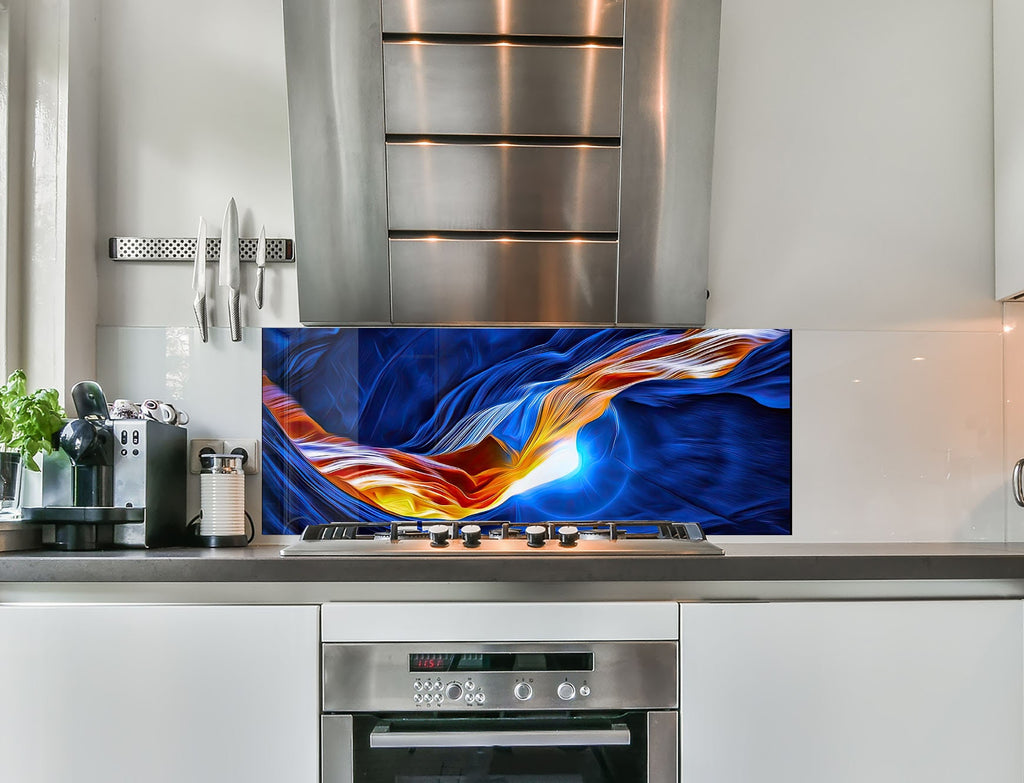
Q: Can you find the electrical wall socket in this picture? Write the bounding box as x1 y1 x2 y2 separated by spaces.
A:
189 439 224 474
223 438 260 475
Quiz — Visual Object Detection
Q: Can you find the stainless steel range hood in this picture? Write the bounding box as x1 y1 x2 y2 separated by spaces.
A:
283 0 722 326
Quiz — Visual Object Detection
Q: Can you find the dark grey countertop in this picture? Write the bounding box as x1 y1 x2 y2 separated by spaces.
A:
3 542 1024 583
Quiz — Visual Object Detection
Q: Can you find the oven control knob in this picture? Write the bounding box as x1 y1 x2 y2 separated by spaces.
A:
579 685 591 697
525 525 547 548
514 682 533 701
445 682 464 701
461 524 482 548
557 682 576 701
557 526 579 547
428 524 450 547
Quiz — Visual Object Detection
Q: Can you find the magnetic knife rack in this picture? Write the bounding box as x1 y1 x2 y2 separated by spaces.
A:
108 237 294 263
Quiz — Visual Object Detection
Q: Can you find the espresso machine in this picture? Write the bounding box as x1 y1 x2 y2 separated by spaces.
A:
22 381 187 550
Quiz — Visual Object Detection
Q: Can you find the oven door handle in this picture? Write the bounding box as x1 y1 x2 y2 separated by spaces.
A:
369 723 632 749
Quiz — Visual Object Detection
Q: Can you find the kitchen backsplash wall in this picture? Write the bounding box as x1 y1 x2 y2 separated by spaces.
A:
92 0 1004 543
96 324 1004 544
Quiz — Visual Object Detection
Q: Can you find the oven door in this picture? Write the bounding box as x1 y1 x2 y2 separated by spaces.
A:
323 711 677 783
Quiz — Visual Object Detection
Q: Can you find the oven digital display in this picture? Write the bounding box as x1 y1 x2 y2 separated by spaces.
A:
409 652 594 673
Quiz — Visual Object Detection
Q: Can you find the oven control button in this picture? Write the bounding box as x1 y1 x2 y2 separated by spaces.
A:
434 693 443 704
461 524 482 548
413 694 423 705
579 685 591 697
525 525 547 547
474 692 486 705
465 680 476 691
513 682 533 701
557 682 576 701
446 682 464 701
465 694 474 705
428 524 450 547
557 525 579 547
413 680 423 691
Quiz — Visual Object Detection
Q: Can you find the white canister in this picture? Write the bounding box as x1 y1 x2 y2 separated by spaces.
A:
198 453 248 546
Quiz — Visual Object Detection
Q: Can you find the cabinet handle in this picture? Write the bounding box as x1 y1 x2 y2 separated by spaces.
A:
1013 458 1024 507
369 724 630 749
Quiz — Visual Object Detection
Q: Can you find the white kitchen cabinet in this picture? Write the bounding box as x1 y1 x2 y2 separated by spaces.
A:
679 600 1023 783
0 604 319 783
996 0 1024 299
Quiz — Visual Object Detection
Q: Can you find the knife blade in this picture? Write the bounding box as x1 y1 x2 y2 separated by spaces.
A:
254 224 266 310
219 197 241 342
192 217 209 342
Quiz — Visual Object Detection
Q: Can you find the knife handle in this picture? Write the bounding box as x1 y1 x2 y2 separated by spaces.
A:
255 267 265 310
193 294 209 343
228 289 241 342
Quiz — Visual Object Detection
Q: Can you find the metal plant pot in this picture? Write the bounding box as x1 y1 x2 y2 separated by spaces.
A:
0 451 23 516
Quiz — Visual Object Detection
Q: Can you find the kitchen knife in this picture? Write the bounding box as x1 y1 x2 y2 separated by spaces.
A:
254 224 266 310
192 217 209 342
219 197 241 342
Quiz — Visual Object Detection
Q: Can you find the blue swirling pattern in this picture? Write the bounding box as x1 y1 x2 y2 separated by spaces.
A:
262 328 792 535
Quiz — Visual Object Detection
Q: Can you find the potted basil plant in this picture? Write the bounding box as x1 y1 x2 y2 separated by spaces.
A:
0 370 65 516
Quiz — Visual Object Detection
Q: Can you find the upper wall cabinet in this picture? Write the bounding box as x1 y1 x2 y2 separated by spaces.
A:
996 0 1024 300
283 0 721 326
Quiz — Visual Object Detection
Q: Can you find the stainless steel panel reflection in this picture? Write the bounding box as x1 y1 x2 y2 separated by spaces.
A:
382 0 625 37
322 715 354 783
386 143 621 231
647 712 679 783
322 642 678 712
617 0 721 325
390 239 617 323
384 43 623 137
283 0 391 324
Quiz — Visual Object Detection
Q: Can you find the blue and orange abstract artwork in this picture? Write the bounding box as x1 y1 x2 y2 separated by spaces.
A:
262 328 792 535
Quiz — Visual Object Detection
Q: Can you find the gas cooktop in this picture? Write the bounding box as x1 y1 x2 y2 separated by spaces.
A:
279 521 723 557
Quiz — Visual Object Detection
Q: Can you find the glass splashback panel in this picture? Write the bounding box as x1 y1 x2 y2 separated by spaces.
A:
262 328 791 535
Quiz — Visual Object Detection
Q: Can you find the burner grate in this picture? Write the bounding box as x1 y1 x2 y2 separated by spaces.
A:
299 520 709 542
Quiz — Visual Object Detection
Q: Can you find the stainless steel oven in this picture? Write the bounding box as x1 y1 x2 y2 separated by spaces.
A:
321 641 678 782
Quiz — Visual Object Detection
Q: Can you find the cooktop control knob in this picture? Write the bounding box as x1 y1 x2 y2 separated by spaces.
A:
461 524 482 548
514 682 533 701
557 682 576 701
445 682 463 702
428 524 450 547
525 525 547 548
557 526 579 547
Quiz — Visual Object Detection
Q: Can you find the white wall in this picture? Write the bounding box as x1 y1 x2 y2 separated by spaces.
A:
92 0 1003 542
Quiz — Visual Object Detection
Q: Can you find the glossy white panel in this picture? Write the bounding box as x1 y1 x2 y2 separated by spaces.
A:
322 602 679 642
95 326 271 537
680 601 1024 783
795 330 1003 541
96 0 298 328
715 330 1004 544
1003 303 1024 540
707 0 998 332
0 605 319 783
